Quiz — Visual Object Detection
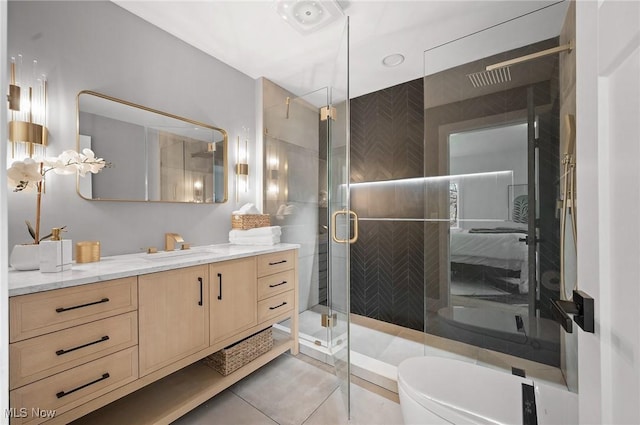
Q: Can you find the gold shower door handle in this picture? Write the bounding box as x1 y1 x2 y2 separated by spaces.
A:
331 210 359 244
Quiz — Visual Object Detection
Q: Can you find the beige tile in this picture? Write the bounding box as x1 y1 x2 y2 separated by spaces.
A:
303 383 404 425
231 354 339 425
294 352 336 375
351 375 399 403
351 322 398 359
171 390 277 425
350 314 403 337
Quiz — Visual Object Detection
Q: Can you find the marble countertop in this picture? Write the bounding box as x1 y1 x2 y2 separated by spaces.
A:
8 243 300 297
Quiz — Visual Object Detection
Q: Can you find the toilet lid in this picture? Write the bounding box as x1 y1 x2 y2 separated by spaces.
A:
398 357 527 424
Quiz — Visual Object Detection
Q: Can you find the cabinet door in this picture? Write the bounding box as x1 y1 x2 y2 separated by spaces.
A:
138 265 209 377
210 257 257 343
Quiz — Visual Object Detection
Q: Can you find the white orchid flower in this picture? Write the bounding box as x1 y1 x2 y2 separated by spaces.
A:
79 148 106 175
7 158 43 192
51 150 82 175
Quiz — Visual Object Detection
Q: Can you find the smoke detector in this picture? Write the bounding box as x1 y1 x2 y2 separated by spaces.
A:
275 0 343 34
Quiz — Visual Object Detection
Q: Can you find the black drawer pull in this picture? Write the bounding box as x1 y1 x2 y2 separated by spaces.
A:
198 277 204 306
56 373 110 398
56 336 110 356
56 298 109 313
268 260 287 266
217 273 223 300
269 301 288 310
269 281 287 288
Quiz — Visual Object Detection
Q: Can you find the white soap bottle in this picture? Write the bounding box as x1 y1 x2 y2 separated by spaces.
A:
39 227 72 273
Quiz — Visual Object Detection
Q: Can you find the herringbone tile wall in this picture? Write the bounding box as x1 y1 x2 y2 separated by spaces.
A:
350 78 426 331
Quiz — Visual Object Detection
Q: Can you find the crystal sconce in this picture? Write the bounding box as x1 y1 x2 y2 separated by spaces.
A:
8 55 48 159
235 127 249 203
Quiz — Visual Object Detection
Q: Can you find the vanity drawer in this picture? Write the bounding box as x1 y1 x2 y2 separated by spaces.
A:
9 347 138 425
257 250 295 277
10 312 138 390
258 269 295 300
10 277 137 342
257 290 295 324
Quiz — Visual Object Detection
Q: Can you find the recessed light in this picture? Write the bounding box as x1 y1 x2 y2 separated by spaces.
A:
382 53 405 67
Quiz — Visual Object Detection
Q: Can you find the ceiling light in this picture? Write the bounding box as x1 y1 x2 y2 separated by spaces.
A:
275 0 343 35
382 53 405 67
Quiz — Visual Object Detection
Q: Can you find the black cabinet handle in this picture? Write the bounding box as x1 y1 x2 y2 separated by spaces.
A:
268 260 287 266
56 336 110 356
56 373 110 398
56 298 109 313
217 273 222 300
269 281 287 288
269 301 287 310
198 277 203 306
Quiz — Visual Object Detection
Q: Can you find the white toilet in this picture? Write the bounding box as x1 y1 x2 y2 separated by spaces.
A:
397 356 578 425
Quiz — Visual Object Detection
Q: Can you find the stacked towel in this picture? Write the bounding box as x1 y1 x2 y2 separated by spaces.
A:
229 226 281 246
232 203 260 215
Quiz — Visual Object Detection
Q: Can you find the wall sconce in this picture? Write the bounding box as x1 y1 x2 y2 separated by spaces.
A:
266 143 279 196
8 55 48 159
193 178 204 203
235 128 249 203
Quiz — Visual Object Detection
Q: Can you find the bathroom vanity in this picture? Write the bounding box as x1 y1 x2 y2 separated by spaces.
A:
7 244 299 424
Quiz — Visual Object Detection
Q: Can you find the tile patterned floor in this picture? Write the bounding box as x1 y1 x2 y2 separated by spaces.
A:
172 354 404 425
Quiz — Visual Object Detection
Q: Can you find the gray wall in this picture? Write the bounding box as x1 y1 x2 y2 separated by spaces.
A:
79 112 147 201
8 1 256 256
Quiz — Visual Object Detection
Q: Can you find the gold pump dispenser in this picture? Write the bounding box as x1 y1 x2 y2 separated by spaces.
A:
51 227 62 241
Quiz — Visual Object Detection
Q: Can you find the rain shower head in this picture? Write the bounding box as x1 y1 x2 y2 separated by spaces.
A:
467 66 512 88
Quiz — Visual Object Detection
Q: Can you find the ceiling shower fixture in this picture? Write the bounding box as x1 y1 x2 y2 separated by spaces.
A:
467 66 512 88
275 0 343 34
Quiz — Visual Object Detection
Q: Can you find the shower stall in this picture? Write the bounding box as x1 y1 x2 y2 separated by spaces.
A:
266 0 576 410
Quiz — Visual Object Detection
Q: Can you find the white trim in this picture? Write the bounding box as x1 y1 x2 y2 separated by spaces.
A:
575 1 603 423
1 0 10 423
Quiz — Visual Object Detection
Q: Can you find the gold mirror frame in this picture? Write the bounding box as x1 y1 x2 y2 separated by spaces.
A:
76 90 228 203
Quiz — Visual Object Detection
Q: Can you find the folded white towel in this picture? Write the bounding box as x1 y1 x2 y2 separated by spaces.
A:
229 235 280 246
232 203 260 215
229 226 281 239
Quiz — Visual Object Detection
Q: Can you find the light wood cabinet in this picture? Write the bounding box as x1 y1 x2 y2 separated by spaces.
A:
8 248 298 425
9 277 137 343
138 265 209 377
10 311 137 390
209 257 258 343
10 347 138 425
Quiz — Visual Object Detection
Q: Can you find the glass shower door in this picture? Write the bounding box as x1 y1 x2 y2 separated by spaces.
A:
262 17 350 416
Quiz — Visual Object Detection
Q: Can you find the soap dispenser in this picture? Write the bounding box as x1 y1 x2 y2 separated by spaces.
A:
39 227 72 273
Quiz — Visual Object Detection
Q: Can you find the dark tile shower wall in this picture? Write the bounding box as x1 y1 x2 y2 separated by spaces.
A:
350 78 426 331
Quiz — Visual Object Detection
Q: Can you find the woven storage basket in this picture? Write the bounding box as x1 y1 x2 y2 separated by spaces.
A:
203 328 273 376
231 214 271 230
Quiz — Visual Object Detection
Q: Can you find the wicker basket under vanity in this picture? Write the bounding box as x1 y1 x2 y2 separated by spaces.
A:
231 214 271 230
203 328 273 376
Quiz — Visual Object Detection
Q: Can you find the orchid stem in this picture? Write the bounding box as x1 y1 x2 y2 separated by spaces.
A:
35 163 43 244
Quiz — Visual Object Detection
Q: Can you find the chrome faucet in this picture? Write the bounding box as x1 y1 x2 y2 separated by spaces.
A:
165 233 187 251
